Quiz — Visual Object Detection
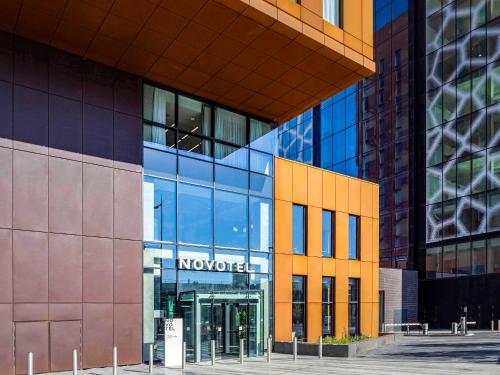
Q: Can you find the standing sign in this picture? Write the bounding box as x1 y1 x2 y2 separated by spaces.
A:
164 318 183 368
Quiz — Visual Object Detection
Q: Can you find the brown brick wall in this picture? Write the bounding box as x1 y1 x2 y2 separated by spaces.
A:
0 31 143 374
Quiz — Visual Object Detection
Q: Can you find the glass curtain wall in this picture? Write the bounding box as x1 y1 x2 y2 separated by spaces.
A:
322 277 335 337
292 276 307 341
143 83 275 361
424 0 500 278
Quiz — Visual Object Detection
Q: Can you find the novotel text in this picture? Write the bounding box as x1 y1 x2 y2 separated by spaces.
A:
177 259 254 273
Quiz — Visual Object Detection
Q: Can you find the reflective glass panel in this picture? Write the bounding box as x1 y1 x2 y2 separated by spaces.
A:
143 176 176 243
322 210 334 257
215 108 246 146
348 215 359 260
178 183 213 246
292 205 306 255
214 190 248 250
250 196 272 252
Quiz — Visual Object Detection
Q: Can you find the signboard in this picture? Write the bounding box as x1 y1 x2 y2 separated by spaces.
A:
177 258 255 273
164 318 183 368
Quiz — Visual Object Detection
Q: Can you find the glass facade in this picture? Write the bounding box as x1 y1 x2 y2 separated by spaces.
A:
292 204 306 255
348 278 360 336
348 215 360 260
322 277 335 337
322 210 335 257
423 0 500 278
143 83 275 362
292 275 307 340
278 0 412 269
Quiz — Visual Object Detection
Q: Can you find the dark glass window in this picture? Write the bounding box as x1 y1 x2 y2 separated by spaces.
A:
143 84 175 126
214 190 248 250
215 107 247 146
322 277 335 337
143 176 177 243
178 183 213 246
322 210 335 257
348 215 360 260
348 278 359 336
292 275 306 340
178 95 211 136
292 205 306 255
487 237 500 273
457 242 472 276
471 240 487 275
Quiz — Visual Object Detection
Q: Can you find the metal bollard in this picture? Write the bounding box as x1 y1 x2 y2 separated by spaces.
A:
72 349 78 375
460 317 466 335
492 320 495 332
381 323 385 334
292 337 297 361
451 322 458 335
211 340 215 366
267 336 272 363
148 343 153 373
113 346 118 375
406 325 410 335
318 336 322 359
239 338 244 364
182 342 186 369
27 352 33 375
498 320 500 332
423 323 429 335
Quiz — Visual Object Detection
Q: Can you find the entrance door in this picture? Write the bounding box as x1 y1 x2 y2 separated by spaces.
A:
225 303 247 356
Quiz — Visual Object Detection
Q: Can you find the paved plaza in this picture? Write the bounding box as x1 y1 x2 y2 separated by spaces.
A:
54 332 500 375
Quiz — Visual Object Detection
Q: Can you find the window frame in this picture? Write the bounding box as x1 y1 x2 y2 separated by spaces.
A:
292 275 307 341
292 204 307 255
323 0 343 28
348 214 360 260
322 276 335 337
348 278 360 336
322 210 336 257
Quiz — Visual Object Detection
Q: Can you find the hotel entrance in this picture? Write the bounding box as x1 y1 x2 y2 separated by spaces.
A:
179 290 264 362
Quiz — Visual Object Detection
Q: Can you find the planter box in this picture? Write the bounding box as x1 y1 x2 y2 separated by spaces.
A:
274 334 402 358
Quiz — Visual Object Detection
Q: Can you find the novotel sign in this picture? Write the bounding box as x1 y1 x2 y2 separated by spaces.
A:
177 259 254 273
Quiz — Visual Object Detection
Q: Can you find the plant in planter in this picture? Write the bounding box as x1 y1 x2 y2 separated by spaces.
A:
322 335 370 344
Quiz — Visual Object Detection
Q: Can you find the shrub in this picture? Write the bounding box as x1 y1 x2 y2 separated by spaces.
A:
322 335 370 344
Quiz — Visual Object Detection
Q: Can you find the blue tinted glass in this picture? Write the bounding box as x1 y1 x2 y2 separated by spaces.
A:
321 96 333 109
250 150 273 176
375 5 392 31
143 176 176 243
215 144 249 169
346 84 357 96
333 162 346 174
178 246 213 260
333 100 345 133
292 205 305 255
215 165 248 193
215 190 248 249
178 183 213 246
375 0 391 12
392 0 408 21
333 90 345 103
322 210 333 257
346 93 357 126
346 158 359 178
250 252 272 273
250 196 272 252
178 156 213 185
143 243 176 268
321 137 333 168
348 215 359 260
333 132 346 164
144 147 176 179
249 128 279 154
215 248 249 263
250 173 273 197
346 126 357 159
178 271 248 292
321 106 333 139
303 147 312 164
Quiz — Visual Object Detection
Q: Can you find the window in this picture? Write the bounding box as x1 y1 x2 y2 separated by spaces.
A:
143 176 176 243
394 49 401 68
214 190 248 250
292 205 306 255
292 276 306 340
322 277 335 337
178 183 213 246
323 0 341 27
322 210 335 257
215 107 247 146
348 278 359 336
348 215 360 260
250 197 272 252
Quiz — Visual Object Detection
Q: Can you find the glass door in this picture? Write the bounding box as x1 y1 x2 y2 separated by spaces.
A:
178 291 196 362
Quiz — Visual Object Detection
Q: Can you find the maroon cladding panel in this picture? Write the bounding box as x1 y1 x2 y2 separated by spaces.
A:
49 49 83 101
50 321 81 372
113 74 141 118
0 147 12 228
49 233 82 303
49 304 82 321
82 163 114 237
114 112 143 170
0 304 14 375
13 231 48 303
82 103 114 165
0 229 12 303
13 37 48 91
15 321 49 374
82 304 113 369
49 95 83 160
49 158 83 235
13 304 48 322
83 237 113 303
114 304 142 365
12 151 48 232
114 239 142 304
114 169 142 241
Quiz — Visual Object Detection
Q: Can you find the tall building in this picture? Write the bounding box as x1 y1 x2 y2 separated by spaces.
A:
416 0 500 328
279 0 414 269
0 1 376 373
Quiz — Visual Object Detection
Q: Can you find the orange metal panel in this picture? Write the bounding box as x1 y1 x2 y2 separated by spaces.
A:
322 170 335 211
335 212 348 260
348 178 361 216
307 257 323 303
362 0 374 47
322 258 336 276
360 302 372 337
292 163 308 205
343 0 362 40
275 254 292 303
307 302 322 342
335 259 348 303
307 206 322 257
360 262 373 303
275 199 292 254
292 255 308 275
348 260 361 279
360 217 373 262
360 183 373 218
335 175 348 213
371 302 379 337
307 167 323 207
275 158 293 201
275 302 292 341
335 302 348 337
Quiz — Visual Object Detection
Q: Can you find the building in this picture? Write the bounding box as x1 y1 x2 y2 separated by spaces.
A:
416 0 500 328
0 0 376 373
